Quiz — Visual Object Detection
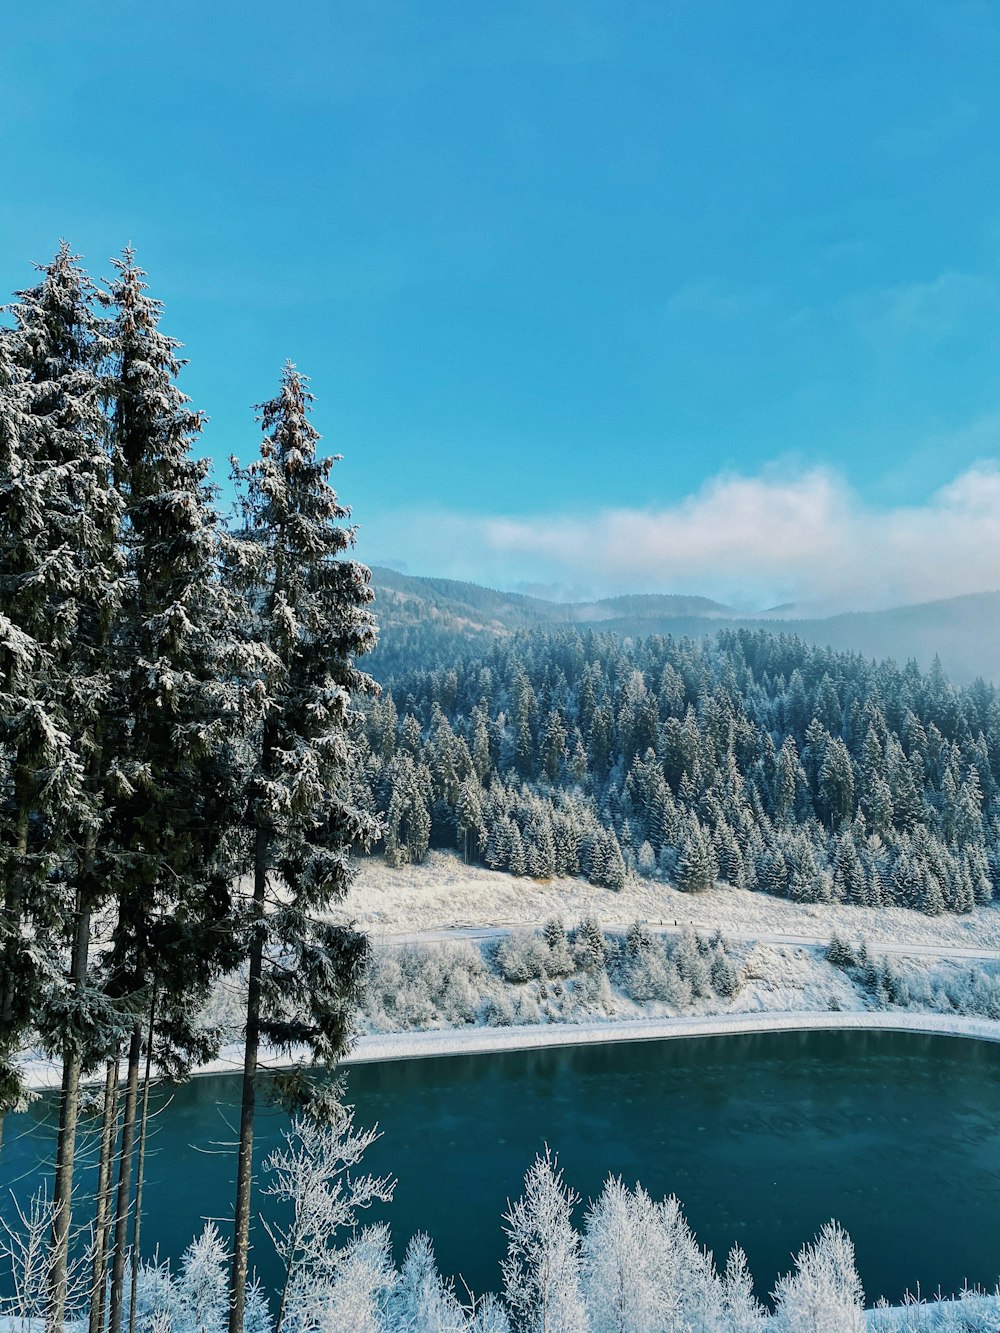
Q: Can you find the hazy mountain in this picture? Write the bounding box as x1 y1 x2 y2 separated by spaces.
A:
370 567 1000 685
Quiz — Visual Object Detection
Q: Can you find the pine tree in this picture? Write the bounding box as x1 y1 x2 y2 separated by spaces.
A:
2 244 129 1322
541 709 566 783
225 365 380 1333
819 738 855 829
98 251 245 1332
677 822 716 894
721 1245 766 1331
574 917 606 974
771 1221 865 1333
457 776 487 864
502 1149 587 1333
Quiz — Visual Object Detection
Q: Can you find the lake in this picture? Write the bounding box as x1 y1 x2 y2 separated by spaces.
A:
3 1029 999 1305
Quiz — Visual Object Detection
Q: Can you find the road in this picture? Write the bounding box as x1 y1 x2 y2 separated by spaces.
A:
378 920 1000 962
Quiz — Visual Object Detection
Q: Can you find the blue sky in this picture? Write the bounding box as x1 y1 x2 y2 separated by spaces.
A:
5 2 1000 608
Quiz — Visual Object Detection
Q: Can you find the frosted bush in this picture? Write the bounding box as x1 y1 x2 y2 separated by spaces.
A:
542 917 575 977
389 1232 465 1330
771 1220 865 1333
483 993 516 1026
316 1224 396 1332
673 930 714 999
622 948 685 1005
514 991 542 1025
496 930 550 983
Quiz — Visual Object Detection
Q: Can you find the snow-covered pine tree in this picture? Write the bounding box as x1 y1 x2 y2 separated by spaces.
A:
2 244 127 1323
225 365 381 1333
771 1220 865 1333
456 775 487 864
0 324 83 1152
677 819 716 894
721 1245 766 1330
388 1233 465 1332
97 250 246 1333
502 1148 587 1333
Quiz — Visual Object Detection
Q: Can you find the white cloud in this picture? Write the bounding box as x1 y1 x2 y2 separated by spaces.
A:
366 462 1000 613
851 271 999 348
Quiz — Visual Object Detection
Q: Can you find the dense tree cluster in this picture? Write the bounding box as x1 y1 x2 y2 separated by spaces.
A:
0 245 377 1330
355 628 1000 915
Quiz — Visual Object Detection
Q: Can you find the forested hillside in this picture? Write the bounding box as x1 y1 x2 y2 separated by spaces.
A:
369 567 1000 686
354 628 1000 916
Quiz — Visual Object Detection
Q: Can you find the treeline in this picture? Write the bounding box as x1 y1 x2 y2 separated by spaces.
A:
354 629 1000 914
0 246 376 1330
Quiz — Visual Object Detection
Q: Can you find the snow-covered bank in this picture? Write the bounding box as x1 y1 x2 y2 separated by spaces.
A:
16 1007 1000 1092
342 1008 1000 1064
340 851 1000 951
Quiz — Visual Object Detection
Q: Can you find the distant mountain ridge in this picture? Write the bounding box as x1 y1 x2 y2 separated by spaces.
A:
370 567 1000 685
370 566 732 629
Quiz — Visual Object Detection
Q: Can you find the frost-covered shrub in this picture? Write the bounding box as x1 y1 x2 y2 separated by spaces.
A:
542 917 575 977
573 969 617 1013
513 991 542 1025
317 1224 397 1332
389 1232 465 1331
176 1223 230 1333
620 946 689 1006
364 943 494 1031
496 929 550 983
358 920 747 1039
710 944 745 998
868 1291 1000 1331
127 1226 262 1333
503 1149 588 1333
483 993 516 1027
771 1220 865 1333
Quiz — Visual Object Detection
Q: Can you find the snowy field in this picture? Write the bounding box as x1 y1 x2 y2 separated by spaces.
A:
339 851 1000 951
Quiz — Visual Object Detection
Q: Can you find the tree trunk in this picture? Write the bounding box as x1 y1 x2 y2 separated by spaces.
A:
107 1022 141 1333
127 992 156 1333
228 825 267 1333
88 1057 121 1333
48 895 91 1331
0 795 31 1162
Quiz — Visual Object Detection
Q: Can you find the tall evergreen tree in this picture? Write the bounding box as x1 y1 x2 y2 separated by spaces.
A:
1 243 127 1323
225 365 380 1333
0 323 81 1148
97 251 244 1333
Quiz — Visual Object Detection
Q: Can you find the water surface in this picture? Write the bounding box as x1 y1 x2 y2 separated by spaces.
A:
3 1029 999 1304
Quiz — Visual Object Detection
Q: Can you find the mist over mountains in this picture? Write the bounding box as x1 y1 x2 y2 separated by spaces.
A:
371 566 1000 686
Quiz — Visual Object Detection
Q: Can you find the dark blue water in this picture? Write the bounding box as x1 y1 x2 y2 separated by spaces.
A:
3 1030 999 1305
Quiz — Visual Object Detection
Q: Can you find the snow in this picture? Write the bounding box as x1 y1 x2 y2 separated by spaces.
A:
15 934 1000 1093
339 851 1000 951
339 1009 1000 1065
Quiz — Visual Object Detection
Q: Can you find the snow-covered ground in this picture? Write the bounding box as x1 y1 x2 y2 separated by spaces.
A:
16 932 1000 1095
342 1009 1000 1064
339 851 1000 950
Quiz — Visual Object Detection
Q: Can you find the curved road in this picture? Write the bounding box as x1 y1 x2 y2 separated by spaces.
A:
380 920 1000 962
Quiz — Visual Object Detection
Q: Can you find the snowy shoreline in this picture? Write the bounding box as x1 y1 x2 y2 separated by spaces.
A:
17 1008 1000 1092
340 1008 1000 1064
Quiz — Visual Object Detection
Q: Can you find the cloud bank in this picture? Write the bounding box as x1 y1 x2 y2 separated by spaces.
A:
369 462 1000 613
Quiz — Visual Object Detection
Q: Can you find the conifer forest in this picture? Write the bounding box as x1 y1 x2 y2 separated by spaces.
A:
2 242 1000 1331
